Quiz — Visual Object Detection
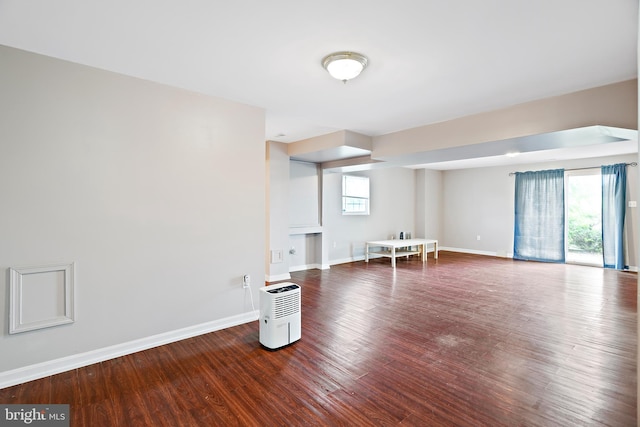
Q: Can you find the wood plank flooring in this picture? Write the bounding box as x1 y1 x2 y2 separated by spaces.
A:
1 252 636 426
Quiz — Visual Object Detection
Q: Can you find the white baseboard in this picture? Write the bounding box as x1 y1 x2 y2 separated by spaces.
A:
289 263 324 272
440 246 508 258
440 247 639 271
329 248 440 267
265 272 291 282
330 256 363 265
0 310 259 390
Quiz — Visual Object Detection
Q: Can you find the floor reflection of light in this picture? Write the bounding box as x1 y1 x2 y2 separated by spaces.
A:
563 265 604 312
553 265 609 417
326 260 418 372
389 268 397 295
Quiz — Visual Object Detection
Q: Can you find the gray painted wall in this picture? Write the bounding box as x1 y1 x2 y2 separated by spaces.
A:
323 167 416 264
266 141 291 281
321 155 639 268
415 169 443 243
289 161 321 228
440 153 638 266
0 46 265 372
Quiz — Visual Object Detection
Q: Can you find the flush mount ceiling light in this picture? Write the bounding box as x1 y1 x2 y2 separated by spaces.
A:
322 51 368 83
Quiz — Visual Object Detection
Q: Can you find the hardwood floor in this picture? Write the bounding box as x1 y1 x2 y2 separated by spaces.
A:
1 252 636 426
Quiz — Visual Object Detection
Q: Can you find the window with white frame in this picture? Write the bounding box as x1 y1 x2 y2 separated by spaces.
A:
342 175 370 215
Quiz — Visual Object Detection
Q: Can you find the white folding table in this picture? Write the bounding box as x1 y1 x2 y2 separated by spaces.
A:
365 238 438 268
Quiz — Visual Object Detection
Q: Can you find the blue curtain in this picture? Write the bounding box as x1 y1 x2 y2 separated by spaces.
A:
514 169 565 262
602 163 627 269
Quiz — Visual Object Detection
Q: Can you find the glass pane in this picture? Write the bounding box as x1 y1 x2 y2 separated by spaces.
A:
343 175 369 198
343 197 367 213
342 175 369 215
566 173 603 266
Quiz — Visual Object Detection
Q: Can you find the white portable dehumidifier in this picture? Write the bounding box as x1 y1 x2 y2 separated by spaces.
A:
259 282 301 349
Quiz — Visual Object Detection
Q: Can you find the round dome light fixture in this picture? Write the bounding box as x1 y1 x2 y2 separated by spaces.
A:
322 51 368 83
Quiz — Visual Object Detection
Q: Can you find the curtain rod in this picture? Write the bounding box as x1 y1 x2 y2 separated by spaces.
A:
508 162 637 176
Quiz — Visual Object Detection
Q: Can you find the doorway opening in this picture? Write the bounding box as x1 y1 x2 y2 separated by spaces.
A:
565 170 603 267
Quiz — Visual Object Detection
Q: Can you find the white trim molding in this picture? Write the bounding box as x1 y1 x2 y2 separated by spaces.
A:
329 247 439 267
0 310 258 389
9 263 75 334
289 263 326 272
265 272 291 282
439 247 504 258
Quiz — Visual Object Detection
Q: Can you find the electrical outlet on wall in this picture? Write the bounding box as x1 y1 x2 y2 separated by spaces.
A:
243 274 250 288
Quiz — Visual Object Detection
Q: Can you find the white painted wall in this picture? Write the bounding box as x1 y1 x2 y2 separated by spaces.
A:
286 160 324 271
439 153 638 265
415 169 443 242
323 167 416 264
289 161 321 228
288 233 321 270
266 141 291 281
441 165 515 256
0 46 265 374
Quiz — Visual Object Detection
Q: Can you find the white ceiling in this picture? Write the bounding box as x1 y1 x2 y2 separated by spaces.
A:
0 1 637 168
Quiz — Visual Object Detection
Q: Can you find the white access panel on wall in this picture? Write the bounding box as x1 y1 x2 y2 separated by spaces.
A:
9 262 76 334
259 282 301 350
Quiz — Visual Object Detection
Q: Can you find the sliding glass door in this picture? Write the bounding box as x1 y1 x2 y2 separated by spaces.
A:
565 169 603 267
